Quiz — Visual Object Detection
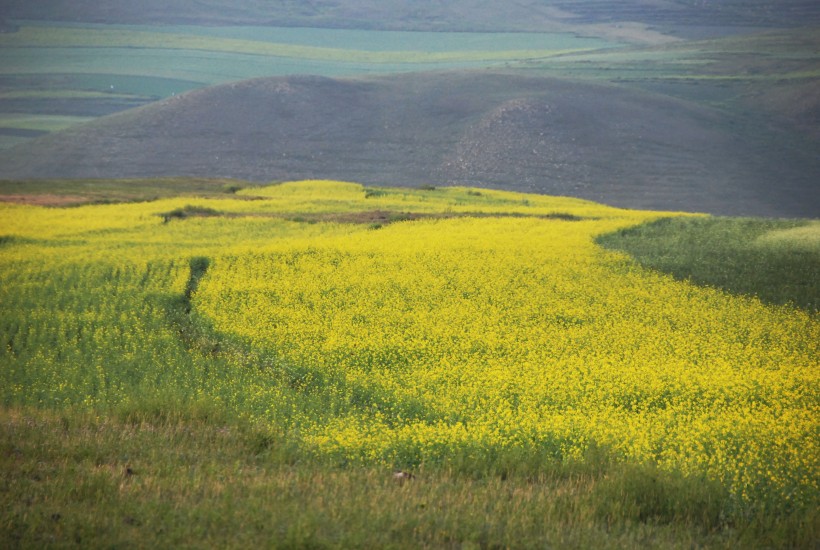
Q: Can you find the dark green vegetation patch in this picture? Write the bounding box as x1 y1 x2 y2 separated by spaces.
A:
597 217 820 312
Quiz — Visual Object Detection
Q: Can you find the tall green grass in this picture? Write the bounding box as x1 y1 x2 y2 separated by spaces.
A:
7 406 812 549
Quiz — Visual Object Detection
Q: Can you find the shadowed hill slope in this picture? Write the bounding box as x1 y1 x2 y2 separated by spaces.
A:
1 72 817 217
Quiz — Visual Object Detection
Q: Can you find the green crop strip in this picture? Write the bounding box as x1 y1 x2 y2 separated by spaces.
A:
0 26 598 65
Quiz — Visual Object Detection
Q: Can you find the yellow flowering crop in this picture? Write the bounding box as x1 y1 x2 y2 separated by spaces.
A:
1 180 817 510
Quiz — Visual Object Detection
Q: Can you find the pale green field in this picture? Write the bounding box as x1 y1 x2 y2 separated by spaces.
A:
756 220 820 250
0 27 598 66
0 114 95 132
11 21 617 53
0 23 617 84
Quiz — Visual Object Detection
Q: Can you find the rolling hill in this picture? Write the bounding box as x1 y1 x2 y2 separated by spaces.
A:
1 71 817 217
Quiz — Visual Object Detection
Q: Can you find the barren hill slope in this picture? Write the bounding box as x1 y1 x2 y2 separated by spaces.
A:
1 72 817 217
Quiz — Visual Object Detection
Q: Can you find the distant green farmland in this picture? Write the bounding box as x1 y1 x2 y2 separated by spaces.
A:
0 21 617 148
519 27 820 84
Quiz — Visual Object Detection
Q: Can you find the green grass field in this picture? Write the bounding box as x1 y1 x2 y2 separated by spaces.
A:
598 216 820 312
0 179 817 548
0 114 94 133
0 406 770 549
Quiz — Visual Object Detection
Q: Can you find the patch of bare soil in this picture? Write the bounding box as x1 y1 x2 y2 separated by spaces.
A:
291 211 583 224
157 208 585 225
290 211 433 224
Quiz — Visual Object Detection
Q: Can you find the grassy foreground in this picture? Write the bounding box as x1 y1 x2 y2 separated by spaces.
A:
0 180 817 547
4 406 802 549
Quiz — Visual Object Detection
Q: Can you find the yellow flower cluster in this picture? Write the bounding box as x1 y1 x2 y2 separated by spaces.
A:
1 180 817 508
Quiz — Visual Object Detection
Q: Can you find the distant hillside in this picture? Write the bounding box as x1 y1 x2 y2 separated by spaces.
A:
1 72 817 218
4 1 819 36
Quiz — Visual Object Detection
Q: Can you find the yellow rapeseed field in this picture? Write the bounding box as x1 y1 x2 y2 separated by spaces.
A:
1 180 817 510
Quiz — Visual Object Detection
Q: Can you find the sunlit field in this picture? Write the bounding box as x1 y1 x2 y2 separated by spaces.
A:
1 181 817 547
